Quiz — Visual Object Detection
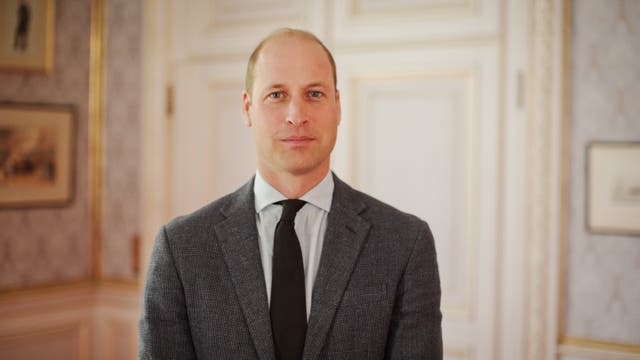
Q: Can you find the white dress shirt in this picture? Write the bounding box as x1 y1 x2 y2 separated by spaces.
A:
253 170 334 318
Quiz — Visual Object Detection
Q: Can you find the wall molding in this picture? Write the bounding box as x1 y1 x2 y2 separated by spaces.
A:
0 281 139 359
349 72 476 322
89 0 106 280
560 337 640 356
0 320 91 360
524 0 566 359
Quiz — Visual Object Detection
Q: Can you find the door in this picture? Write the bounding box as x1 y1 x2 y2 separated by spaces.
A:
141 0 538 358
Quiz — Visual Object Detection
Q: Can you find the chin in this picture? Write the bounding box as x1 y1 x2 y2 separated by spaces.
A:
282 160 327 177
284 165 318 176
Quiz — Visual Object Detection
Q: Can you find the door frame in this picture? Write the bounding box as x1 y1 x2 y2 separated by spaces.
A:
139 1 568 359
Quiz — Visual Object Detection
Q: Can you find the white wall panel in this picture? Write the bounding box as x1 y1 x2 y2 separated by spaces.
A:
445 345 474 360
172 0 327 59
355 75 472 317
0 287 94 360
94 284 141 360
330 0 499 46
0 323 89 360
173 61 257 215
101 318 138 360
334 44 499 358
0 284 140 360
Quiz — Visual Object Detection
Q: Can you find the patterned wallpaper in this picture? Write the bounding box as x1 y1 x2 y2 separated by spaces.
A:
566 0 640 344
0 0 92 289
0 0 143 288
102 0 141 280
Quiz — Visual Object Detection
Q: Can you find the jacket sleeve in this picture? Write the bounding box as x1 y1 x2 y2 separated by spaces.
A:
139 226 197 359
385 221 443 359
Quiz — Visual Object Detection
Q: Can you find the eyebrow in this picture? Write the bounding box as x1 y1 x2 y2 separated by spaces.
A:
262 82 330 91
306 82 329 89
265 83 286 90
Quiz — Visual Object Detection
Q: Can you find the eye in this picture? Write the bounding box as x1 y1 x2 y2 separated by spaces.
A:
268 91 284 100
308 90 323 98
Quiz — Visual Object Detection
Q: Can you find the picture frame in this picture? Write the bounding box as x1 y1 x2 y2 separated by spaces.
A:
586 142 640 235
0 0 55 72
0 102 75 208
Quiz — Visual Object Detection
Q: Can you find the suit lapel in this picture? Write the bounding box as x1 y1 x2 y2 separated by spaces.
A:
303 175 371 360
215 180 275 360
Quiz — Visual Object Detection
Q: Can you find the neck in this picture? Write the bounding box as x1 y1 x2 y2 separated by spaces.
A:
258 164 330 199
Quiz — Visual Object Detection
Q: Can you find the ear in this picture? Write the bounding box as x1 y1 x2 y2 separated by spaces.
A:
335 89 341 125
242 91 252 127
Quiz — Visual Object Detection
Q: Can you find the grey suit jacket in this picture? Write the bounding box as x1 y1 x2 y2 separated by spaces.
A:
139 174 442 359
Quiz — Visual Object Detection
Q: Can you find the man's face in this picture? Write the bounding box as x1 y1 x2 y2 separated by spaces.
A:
242 36 340 179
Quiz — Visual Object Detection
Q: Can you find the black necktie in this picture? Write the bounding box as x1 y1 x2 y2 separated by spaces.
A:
271 199 307 360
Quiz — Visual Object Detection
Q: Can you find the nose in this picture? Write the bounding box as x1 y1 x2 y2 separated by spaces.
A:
285 96 308 126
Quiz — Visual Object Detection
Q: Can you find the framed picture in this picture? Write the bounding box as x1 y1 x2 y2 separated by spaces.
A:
587 142 640 235
0 103 74 207
0 0 55 72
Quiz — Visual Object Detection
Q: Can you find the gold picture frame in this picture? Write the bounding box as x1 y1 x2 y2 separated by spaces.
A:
586 142 640 235
0 0 55 72
0 102 74 207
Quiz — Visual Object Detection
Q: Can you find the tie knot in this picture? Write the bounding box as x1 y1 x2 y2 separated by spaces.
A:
276 199 306 222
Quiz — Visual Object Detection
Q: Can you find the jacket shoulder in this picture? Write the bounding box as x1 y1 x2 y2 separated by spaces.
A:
358 189 427 229
163 179 254 237
334 175 427 229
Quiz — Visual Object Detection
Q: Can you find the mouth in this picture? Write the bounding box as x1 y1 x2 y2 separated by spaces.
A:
281 136 315 146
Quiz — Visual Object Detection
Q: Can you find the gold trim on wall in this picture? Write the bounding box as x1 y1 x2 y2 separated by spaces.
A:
557 0 571 348
560 336 640 355
98 278 141 291
44 0 54 72
89 0 105 280
0 280 95 300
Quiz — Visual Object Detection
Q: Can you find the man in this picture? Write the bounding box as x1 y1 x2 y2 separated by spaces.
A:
139 28 442 359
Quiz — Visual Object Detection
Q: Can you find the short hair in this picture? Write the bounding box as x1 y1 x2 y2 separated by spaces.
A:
245 28 337 95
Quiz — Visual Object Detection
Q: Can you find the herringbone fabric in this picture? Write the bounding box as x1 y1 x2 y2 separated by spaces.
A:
139 174 442 359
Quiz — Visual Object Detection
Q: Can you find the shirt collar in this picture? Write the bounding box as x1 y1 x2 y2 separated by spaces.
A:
254 170 334 213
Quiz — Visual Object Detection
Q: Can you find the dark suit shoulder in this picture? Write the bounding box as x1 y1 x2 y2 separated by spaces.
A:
360 189 423 222
335 176 427 230
361 191 430 245
165 195 228 232
163 178 254 242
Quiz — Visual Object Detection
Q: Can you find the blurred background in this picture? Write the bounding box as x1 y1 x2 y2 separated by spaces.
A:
0 0 639 359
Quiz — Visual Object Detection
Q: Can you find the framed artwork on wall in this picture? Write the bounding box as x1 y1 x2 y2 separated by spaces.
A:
0 0 55 72
0 103 74 207
587 142 640 235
